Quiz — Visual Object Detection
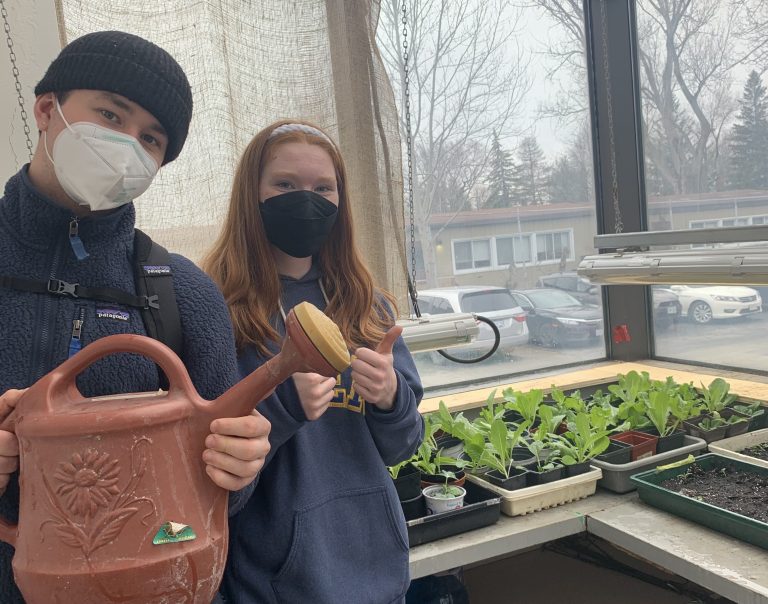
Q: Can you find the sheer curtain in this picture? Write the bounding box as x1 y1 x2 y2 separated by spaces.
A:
55 0 407 298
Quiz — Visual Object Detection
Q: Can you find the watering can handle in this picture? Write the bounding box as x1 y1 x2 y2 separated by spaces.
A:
47 334 196 414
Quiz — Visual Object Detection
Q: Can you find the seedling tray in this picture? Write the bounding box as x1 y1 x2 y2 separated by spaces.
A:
591 436 707 493
708 428 768 470
630 453 768 550
466 467 601 516
406 481 501 547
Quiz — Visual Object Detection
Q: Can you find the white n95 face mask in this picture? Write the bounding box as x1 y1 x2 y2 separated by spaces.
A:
44 100 159 212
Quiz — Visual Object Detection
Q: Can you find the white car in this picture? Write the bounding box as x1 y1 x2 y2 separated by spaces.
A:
669 285 762 324
416 286 529 357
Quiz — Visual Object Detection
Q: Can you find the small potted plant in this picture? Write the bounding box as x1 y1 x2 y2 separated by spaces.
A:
524 438 563 485
552 410 611 477
523 410 565 486
731 402 767 431
422 471 467 515
683 379 751 441
477 418 530 490
412 413 468 486
641 389 689 453
502 388 544 429
684 414 728 442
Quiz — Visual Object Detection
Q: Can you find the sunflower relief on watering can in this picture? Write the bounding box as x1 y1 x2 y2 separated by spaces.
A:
0 302 352 603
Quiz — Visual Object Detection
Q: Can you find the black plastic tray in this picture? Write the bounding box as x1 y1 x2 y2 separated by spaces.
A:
406 481 501 547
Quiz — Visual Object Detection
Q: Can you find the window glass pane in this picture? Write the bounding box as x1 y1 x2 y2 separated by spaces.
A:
377 1 603 392
454 241 473 271
637 1 768 372
496 237 514 265
513 236 531 263
472 240 491 268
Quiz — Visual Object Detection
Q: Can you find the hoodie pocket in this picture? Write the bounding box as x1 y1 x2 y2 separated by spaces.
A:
271 486 409 604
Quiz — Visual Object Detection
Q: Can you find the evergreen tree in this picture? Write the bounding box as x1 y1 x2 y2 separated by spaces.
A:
513 136 549 205
549 155 588 203
484 131 515 208
729 70 768 190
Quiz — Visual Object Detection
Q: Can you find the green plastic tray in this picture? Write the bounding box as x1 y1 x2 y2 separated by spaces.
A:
630 453 768 550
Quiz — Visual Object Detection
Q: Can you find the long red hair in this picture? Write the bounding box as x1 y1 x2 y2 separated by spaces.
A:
203 119 396 354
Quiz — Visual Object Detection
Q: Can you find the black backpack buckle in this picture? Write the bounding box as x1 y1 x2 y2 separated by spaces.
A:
47 279 79 297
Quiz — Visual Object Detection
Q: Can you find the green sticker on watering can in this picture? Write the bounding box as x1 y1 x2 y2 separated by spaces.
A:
153 521 196 545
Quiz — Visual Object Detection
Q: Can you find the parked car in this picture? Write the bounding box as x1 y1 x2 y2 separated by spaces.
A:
669 285 762 324
537 272 683 327
509 289 603 347
416 286 529 358
536 272 599 305
651 287 683 328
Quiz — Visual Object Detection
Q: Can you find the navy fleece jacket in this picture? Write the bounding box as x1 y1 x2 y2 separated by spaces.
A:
0 167 248 603
221 266 424 604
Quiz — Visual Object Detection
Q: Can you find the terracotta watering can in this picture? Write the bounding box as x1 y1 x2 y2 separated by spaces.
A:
0 301 357 604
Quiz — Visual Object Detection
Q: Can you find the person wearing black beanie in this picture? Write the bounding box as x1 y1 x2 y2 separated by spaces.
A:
35 30 193 164
0 31 271 604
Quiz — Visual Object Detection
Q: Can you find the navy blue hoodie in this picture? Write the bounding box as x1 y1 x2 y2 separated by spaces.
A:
222 266 424 604
0 167 248 603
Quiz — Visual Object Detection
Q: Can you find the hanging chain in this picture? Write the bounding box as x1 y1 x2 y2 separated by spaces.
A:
599 0 623 234
1 0 34 162
401 0 419 313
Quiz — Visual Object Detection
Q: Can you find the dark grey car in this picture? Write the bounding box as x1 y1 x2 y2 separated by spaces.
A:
510 289 603 347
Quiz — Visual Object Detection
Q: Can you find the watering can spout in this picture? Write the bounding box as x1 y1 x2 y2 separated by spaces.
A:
206 302 352 419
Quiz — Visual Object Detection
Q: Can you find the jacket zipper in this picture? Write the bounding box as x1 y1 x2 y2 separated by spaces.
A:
68 307 86 358
69 217 89 260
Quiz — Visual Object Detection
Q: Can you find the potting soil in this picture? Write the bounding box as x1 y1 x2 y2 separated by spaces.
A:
740 443 768 462
660 465 768 523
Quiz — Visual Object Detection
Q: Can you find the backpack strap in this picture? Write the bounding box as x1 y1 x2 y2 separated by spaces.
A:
133 229 184 358
0 275 157 309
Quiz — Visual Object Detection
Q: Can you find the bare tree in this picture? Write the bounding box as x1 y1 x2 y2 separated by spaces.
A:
523 0 766 197
377 0 531 286
515 0 588 125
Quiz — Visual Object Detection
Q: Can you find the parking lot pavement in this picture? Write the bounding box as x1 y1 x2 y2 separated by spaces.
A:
655 312 768 372
415 313 768 393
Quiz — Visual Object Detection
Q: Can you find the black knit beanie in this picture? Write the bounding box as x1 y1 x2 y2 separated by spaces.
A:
34 31 193 164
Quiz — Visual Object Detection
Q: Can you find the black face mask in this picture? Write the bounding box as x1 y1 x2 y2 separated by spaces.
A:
259 190 339 258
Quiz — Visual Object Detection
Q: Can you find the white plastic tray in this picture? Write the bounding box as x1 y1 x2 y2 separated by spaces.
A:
466 467 602 516
708 428 768 469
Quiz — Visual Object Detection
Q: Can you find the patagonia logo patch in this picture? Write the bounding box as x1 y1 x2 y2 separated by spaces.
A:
143 265 172 276
96 308 130 322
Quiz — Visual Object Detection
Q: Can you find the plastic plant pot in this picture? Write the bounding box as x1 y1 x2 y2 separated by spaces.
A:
420 468 465 489
422 484 466 515
435 435 464 459
596 440 632 464
510 447 536 468
683 414 728 443
393 464 422 501
638 427 686 453
483 467 528 490
400 493 426 521
526 466 564 486
563 461 591 478
609 430 658 461
721 408 750 438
